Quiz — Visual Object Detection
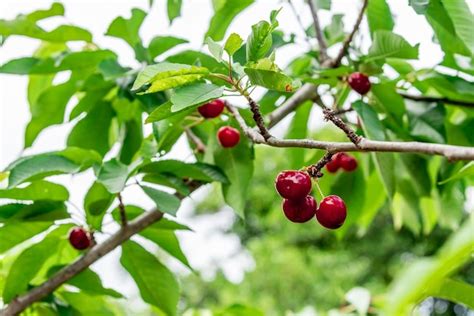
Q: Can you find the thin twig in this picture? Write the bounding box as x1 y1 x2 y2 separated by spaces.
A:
116 193 127 227
306 152 333 178
399 92 474 108
185 128 206 153
322 106 362 145
331 0 369 67
307 0 328 62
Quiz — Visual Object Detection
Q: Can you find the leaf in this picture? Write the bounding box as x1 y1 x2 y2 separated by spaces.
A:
67 101 115 156
84 182 114 230
365 31 419 62
0 222 52 253
0 201 68 223
429 279 474 308
140 186 181 216
322 14 345 47
245 67 301 92
371 82 406 124
61 292 116 315
6 153 80 188
366 0 394 37
67 268 123 298
148 36 188 60
406 100 446 143
2 226 67 302
143 174 190 196
224 33 244 56
409 0 431 14
167 0 182 24
96 160 130 194
146 101 192 123
216 304 264 316
131 62 209 93
140 229 191 268
121 241 179 316
246 11 279 62
441 0 474 55
439 161 474 184
120 119 143 165
105 8 146 47
170 83 224 112
0 180 69 201
205 0 254 41
206 37 224 62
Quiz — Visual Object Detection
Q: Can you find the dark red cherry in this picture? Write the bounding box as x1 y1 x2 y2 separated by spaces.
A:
316 195 347 229
69 227 91 250
348 72 371 95
275 170 312 200
339 154 358 172
325 153 344 173
217 126 240 148
282 195 317 223
198 99 225 118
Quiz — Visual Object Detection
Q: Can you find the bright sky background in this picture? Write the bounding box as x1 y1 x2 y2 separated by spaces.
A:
1 0 473 313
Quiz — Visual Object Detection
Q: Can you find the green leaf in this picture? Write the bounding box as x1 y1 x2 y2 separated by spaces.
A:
0 201 68 223
121 241 179 316
365 31 419 62
146 101 192 123
322 14 345 47
96 159 130 194
439 161 474 184
2 226 67 302
409 0 430 14
245 67 301 92
370 82 406 124
429 279 474 308
167 0 182 24
246 11 279 62
67 101 115 156
216 304 264 316
170 83 224 112
6 153 80 188
0 180 69 201
206 37 224 62
205 0 254 41
366 0 394 37
61 292 116 315
406 100 446 143
84 182 114 230
143 174 190 196
140 229 191 268
67 268 123 298
131 62 209 93
105 8 146 47
224 33 244 56
0 222 52 253
120 119 143 165
141 186 181 216
441 0 474 55
148 36 188 60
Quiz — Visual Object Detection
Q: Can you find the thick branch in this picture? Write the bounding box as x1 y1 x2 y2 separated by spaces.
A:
307 0 328 61
228 103 474 161
399 92 474 108
331 0 369 67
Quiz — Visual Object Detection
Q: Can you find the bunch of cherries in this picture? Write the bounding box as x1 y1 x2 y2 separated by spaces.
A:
326 152 358 173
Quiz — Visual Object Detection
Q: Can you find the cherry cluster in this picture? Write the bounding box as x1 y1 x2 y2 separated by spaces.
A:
326 152 358 173
275 171 347 229
198 99 241 148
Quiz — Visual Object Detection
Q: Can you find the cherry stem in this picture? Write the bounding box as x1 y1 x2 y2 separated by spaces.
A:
314 180 325 200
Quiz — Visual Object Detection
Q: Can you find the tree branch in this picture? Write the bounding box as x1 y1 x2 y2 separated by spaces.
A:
307 152 333 178
116 193 127 227
331 0 369 67
1 186 200 316
399 92 474 108
307 0 329 62
227 103 474 161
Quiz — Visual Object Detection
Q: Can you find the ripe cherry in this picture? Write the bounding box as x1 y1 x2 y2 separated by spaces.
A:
339 154 357 172
348 72 371 95
198 99 225 118
69 227 91 250
275 170 312 200
325 153 344 173
282 195 317 223
217 126 240 148
316 195 347 229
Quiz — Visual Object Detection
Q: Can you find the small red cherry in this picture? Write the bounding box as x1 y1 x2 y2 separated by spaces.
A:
275 170 312 200
198 99 225 118
325 153 344 173
316 195 347 229
348 72 371 95
217 126 240 148
282 195 317 223
69 227 91 250
339 154 358 172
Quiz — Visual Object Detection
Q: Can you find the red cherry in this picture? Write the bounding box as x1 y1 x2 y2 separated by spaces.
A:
316 195 347 229
339 154 357 172
282 195 317 223
217 126 240 148
275 170 312 200
325 153 344 173
198 99 225 118
69 227 91 250
348 72 371 95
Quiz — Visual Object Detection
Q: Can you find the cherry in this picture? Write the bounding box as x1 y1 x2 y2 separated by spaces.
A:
198 99 225 118
275 170 312 200
348 72 371 95
282 195 317 223
325 153 344 173
339 154 357 172
217 126 240 148
316 195 347 229
69 227 91 250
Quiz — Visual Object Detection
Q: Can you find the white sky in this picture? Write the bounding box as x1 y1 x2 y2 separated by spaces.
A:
1 0 473 312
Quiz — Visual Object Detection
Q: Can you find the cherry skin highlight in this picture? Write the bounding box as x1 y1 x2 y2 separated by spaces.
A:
282 195 317 223
348 72 371 95
316 195 347 229
69 227 91 250
275 170 312 200
339 154 358 172
217 126 240 148
198 99 225 118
